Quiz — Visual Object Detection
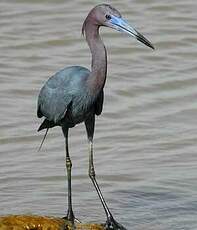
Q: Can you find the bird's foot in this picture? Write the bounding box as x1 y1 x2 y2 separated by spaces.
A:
104 216 126 230
62 210 81 224
62 216 81 223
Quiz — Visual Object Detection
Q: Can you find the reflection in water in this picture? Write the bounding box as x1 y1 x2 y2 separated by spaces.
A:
0 0 197 229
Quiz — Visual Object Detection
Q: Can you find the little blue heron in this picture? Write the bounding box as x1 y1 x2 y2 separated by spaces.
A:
37 4 154 229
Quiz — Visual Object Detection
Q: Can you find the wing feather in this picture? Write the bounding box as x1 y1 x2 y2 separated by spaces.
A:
37 66 90 123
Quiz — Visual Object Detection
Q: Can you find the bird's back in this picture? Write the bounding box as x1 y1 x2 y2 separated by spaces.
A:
37 66 103 130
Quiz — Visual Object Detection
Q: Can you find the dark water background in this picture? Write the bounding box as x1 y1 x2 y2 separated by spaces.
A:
0 0 197 229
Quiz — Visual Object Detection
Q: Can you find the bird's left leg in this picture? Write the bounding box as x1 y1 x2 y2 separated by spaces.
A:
85 116 126 230
62 127 75 225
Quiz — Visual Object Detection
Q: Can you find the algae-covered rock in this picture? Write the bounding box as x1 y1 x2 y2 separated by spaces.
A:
0 215 104 230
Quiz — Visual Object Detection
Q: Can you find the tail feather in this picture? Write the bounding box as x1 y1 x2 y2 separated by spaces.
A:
38 119 56 131
38 128 49 152
37 119 56 151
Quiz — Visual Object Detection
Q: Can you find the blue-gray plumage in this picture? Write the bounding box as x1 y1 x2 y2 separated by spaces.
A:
37 66 103 128
37 4 154 230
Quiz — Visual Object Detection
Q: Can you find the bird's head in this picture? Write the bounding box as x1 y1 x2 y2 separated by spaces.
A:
82 4 154 50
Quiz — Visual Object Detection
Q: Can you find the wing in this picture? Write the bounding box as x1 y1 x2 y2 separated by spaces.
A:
95 90 104 116
37 86 72 123
37 66 90 123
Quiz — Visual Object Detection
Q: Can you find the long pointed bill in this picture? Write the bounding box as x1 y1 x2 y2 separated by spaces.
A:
108 15 154 50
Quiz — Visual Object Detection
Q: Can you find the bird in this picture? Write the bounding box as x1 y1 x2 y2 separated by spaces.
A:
37 4 154 230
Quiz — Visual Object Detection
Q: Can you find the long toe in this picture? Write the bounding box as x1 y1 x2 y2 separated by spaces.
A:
73 217 81 223
62 215 81 224
62 209 75 223
105 217 127 230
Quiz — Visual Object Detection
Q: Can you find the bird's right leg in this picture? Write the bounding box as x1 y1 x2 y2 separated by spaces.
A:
88 139 126 229
62 127 75 224
85 116 126 230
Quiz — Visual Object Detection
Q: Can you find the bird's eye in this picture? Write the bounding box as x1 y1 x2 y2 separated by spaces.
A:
105 15 111 20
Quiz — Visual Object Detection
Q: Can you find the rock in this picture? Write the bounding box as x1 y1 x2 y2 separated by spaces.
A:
0 215 104 230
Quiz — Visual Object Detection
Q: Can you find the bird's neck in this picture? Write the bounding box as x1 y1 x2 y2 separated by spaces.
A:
85 21 107 94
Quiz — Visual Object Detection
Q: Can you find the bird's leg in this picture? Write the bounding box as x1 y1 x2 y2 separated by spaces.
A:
88 139 112 218
85 116 126 230
88 140 126 230
65 145 74 222
62 127 75 224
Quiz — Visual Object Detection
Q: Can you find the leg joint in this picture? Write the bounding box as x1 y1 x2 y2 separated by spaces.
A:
89 166 96 179
66 157 72 169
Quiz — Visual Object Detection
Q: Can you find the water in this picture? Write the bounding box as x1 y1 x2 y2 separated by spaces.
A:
0 0 197 229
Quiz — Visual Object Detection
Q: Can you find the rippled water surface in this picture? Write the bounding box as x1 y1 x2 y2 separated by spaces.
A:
0 0 197 229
